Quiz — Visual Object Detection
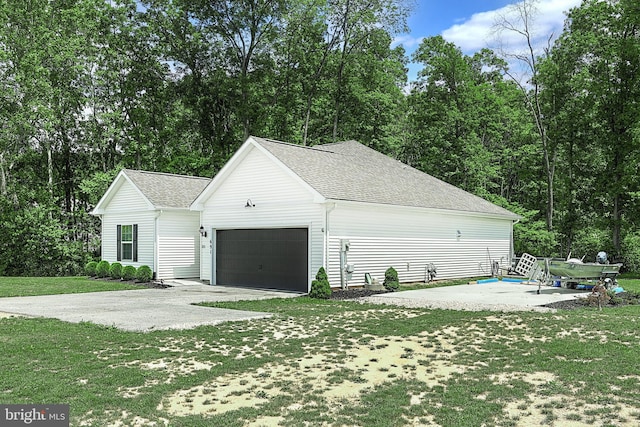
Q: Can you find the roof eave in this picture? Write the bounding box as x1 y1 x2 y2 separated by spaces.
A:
324 198 520 220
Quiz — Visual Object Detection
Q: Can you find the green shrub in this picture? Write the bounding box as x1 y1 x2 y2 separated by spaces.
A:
621 233 640 273
96 260 110 278
309 280 331 299
122 265 137 281
383 266 399 291
309 267 331 299
315 266 328 282
109 262 123 280
136 265 153 283
85 261 98 277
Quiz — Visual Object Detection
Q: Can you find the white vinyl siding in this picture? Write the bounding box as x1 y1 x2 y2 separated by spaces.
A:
157 211 200 279
101 212 155 270
99 178 203 279
326 203 513 286
199 146 324 289
106 180 151 212
100 180 155 269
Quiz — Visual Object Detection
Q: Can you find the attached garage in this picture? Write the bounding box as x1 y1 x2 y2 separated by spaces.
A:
192 136 520 292
215 228 308 292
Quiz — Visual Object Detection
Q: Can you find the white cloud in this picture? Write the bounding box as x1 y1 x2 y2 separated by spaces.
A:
392 34 424 50
439 0 581 82
442 0 581 55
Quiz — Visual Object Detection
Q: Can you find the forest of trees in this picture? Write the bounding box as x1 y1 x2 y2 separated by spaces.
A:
1 0 639 276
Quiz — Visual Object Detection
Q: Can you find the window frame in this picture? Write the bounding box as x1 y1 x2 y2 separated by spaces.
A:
117 224 138 262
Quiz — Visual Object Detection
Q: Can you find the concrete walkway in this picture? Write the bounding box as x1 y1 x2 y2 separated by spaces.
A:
0 281 300 332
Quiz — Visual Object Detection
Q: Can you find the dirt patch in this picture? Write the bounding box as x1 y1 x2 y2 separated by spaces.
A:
143 306 640 426
0 312 22 319
159 329 468 418
330 288 391 300
542 291 640 310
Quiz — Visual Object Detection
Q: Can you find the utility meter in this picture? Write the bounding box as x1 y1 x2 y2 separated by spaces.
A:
345 264 355 280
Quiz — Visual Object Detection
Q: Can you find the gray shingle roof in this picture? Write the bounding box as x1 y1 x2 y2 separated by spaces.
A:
124 169 211 209
252 137 518 218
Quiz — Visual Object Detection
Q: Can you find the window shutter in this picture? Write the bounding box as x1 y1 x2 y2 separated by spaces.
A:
133 224 138 262
117 225 122 261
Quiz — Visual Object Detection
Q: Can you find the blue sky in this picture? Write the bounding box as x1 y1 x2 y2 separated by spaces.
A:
396 0 582 82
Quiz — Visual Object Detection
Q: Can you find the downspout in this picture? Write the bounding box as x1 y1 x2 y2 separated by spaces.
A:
325 202 336 279
510 218 520 265
154 210 162 279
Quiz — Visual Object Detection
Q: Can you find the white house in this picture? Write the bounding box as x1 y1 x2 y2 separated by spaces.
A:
191 136 520 292
92 169 211 279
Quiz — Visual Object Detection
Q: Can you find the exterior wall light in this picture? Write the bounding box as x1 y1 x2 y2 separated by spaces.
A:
199 226 207 237
245 199 255 208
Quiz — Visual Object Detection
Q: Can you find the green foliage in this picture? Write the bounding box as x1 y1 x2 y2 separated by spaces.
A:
85 261 98 277
96 261 110 278
383 267 399 291
315 267 328 282
135 265 153 283
309 267 331 299
109 262 123 280
309 280 331 299
621 233 640 273
487 194 557 256
0 196 89 276
122 265 137 281
571 228 613 262
79 169 121 206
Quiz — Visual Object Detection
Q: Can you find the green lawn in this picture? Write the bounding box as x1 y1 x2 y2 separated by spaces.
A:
0 276 144 297
1 278 640 426
618 277 640 293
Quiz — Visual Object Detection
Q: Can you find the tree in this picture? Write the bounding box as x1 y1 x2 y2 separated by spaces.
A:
404 37 535 196
493 0 558 231
543 0 640 254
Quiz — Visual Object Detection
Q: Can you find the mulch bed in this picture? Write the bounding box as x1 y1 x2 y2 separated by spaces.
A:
90 277 173 289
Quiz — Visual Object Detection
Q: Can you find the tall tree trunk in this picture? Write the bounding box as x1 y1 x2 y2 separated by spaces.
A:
494 0 556 231
47 144 54 196
0 153 6 196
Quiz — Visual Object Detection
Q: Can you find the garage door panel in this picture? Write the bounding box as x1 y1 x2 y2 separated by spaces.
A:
216 228 308 292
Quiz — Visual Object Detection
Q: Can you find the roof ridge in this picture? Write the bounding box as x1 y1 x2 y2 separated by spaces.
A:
252 135 356 154
124 169 211 181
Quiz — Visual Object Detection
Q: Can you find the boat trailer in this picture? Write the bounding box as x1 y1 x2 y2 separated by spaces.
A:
514 253 623 294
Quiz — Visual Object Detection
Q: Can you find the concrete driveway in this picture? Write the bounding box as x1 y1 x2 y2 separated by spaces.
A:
365 281 589 311
0 281 300 332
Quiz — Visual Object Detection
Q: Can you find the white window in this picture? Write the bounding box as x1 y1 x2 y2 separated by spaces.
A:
117 224 137 262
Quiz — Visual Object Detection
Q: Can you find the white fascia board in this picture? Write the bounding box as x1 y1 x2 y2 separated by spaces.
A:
325 198 520 221
90 170 155 215
190 136 326 210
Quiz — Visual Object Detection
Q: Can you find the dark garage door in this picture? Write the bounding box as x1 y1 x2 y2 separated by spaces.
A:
216 228 308 292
